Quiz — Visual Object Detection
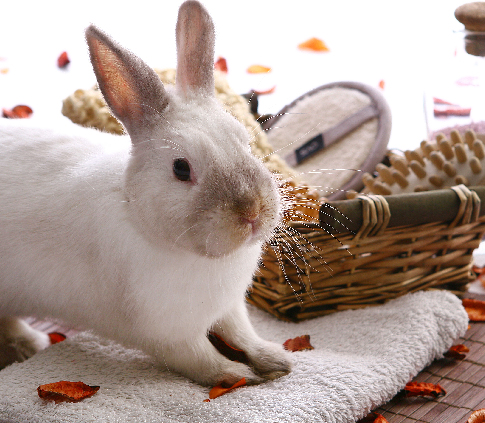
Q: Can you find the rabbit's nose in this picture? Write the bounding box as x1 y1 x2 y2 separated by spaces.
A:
242 210 260 224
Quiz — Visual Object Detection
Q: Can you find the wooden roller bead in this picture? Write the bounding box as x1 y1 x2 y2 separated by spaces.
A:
450 129 463 145
404 150 425 167
435 133 446 143
443 161 457 178
455 175 469 185
376 163 395 185
429 151 444 170
372 181 392 195
465 130 476 149
390 156 410 176
429 175 444 187
391 169 409 188
470 157 482 174
473 139 485 160
409 161 427 179
438 139 454 160
420 141 435 158
455 143 468 163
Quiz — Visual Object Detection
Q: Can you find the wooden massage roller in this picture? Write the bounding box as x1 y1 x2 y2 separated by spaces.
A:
350 129 485 197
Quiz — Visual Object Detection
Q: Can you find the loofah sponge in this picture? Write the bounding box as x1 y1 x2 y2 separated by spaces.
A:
356 129 485 196
62 69 297 181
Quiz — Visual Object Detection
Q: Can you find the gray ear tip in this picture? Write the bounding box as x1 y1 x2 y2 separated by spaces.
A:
85 24 109 45
85 24 97 38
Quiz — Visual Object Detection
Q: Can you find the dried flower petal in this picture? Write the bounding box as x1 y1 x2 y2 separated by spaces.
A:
214 57 228 73
48 332 67 345
37 381 99 403
468 408 485 423
444 344 469 360
283 335 314 352
0 68 8 74
209 377 246 399
247 65 271 74
57 51 70 68
357 412 389 423
298 37 330 52
462 298 485 321
404 382 446 398
2 105 33 119
378 80 385 90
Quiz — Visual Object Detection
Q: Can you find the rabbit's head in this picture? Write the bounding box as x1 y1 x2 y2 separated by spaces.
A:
86 1 281 258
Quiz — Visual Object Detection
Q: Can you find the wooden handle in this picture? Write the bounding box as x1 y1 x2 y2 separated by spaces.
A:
319 186 485 234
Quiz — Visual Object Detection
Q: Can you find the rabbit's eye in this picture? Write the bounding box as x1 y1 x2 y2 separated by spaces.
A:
173 158 191 182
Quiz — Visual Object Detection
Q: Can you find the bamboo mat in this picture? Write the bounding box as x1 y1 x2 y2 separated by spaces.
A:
25 293 485 423
374 292 485 423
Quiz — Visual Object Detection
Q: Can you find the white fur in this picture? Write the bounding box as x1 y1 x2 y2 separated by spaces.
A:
0 1 291 386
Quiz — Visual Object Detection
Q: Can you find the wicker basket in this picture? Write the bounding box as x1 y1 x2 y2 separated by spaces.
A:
248 185 485 321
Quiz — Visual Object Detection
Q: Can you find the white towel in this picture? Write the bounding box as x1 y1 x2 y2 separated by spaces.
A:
0 290 468 423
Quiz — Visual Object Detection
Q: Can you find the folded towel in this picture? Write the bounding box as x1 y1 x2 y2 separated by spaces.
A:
0 290 468 423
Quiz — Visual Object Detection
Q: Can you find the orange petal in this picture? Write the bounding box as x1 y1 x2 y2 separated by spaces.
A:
2 105 33 119
462 298 485 321
214 57 228 73
357 412 389 423
283 335 314 352
444 344 469 360
38 381 100 403
209 377 246 399
57 51 70 68
48 332 67 345
247 65 271 74
298 37 330 52
468 409 485 423
404 382 446 398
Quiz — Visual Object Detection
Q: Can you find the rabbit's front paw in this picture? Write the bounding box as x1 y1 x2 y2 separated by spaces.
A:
215 360 267 387
248 341 292 380
0 318 51 369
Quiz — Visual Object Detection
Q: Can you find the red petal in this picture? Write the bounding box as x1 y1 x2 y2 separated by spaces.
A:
57 51 70 68
404 382 446 398
444 344 469 360
298 37 330 52
38 381 99 403
468 409 485 423
209 377 246 399
283 335 314 352
48 332 67 345
2 105 33 119
357 412 389 423
463 298 485 322
214 57 228 73
247 65 271 74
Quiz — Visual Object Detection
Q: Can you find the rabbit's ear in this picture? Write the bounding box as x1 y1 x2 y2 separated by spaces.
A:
85 25 169 140
176 1 215 97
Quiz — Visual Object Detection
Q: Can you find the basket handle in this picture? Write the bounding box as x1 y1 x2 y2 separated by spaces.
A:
353 194 391 239
319 185 485 235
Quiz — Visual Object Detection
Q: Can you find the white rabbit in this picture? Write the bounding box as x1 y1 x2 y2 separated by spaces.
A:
0 0 291 386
